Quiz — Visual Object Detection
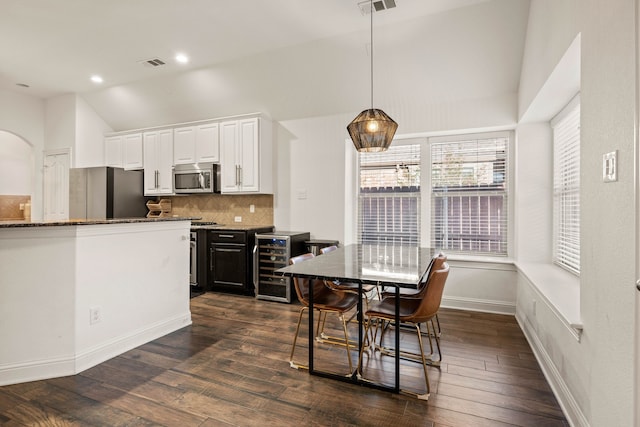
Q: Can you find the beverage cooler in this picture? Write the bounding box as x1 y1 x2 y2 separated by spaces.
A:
254 231 310 302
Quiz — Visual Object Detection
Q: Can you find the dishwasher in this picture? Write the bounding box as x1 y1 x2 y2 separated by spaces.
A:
209 230 248 294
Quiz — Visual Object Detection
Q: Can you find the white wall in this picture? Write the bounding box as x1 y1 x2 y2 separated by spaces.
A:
514 122 552 263
515 1 637 426
44 94 76 153
74 96 112 168
580 0 636 424
45 94 113 168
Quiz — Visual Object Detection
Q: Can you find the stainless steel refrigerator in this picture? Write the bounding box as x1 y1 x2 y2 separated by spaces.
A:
69 167 147 219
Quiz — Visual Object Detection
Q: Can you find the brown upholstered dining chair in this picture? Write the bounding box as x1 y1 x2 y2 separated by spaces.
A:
381 251 447 337
357 263 450 400
320 245 379 302
288 253 359 373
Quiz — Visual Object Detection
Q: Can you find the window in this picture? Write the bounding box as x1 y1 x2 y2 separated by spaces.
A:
358 144 420 244
552 98 580 275
430 133 510 256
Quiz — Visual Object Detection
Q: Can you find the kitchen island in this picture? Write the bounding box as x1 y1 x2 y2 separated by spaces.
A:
0 218 192 386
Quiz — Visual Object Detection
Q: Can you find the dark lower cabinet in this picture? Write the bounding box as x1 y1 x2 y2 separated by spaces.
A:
208 227 273 296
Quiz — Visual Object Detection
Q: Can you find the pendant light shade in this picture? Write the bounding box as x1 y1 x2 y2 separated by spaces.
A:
347 0 398 152
347 108 398 152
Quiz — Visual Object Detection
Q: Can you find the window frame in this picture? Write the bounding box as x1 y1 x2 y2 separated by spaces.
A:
427 131 514 258
551 95 581 276
356 142 422 245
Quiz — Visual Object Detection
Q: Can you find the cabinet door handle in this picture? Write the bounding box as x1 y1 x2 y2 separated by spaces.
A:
218 234 235 239
216 248 240 253
238 165 242 186
210 247 214 270
252 244 258 292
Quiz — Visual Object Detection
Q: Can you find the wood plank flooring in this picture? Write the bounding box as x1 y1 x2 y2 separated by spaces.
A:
0 292 568 426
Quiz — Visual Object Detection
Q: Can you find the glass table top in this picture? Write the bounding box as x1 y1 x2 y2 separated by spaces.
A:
277 243 436 287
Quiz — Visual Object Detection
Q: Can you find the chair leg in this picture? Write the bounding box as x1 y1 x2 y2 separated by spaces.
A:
356 314 373 377
339 313 353 374
289 307 307 369
430 318 442 365
414 323 431 400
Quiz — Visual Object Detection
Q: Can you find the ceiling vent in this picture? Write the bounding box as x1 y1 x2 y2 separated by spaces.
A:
139 58 166 68
358 0 396 15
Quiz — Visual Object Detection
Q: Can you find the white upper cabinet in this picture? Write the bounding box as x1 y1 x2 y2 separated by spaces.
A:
195 122 219 163
143 129 174 196
173 126 196 164
173 122 220 165
104 133 142 169
219 117 272 194
122 133 143 169
104 136 123 168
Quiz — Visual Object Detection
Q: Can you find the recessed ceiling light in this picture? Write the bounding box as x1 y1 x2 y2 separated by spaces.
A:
175 54 189 64
90 75 103 84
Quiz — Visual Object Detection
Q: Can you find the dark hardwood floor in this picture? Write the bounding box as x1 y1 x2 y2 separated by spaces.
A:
0 292 568 426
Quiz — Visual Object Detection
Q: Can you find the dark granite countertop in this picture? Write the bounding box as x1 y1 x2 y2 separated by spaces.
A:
192 224 274 232
0 217 194 228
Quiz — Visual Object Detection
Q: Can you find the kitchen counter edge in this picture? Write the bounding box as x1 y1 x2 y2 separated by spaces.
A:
0 217 197 228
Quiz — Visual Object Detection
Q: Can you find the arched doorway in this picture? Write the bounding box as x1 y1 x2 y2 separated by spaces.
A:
0 130 34 220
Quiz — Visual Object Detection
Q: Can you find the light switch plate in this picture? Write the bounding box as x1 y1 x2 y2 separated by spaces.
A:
603 150 618 182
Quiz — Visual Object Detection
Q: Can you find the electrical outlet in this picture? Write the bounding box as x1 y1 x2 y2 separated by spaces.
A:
234 216 242 222
90 306 101 325
603 150 618 182
249 204 255 213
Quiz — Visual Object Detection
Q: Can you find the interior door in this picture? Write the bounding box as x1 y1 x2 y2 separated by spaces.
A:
43 149 70 221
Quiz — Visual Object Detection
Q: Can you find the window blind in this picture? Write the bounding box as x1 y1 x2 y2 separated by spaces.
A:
552 101 580 275
431 135 509 256
358 144 420 245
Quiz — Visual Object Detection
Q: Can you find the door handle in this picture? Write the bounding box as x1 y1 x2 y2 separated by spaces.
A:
636 279 640 291
252 244 258 293
216 248 240 253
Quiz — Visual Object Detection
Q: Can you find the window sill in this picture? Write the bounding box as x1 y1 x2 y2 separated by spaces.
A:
515 261 582 340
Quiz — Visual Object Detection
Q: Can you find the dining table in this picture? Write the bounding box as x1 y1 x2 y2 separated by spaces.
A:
277 243 436 394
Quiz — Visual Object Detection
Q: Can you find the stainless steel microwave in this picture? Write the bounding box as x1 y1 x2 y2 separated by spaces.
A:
173 163 220 194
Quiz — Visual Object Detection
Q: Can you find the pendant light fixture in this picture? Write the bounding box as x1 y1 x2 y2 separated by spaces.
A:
347 0 398 152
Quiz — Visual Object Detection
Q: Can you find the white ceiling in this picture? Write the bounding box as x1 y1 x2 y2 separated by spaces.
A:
0 0 530 130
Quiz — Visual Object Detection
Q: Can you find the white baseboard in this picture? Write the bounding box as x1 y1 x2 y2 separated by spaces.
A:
75 312 192 373
0 356 76 387
516 312 589 427
441 295 516 315
0 312 192 386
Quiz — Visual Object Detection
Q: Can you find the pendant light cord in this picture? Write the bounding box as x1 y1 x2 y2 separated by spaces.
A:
370 0 374 110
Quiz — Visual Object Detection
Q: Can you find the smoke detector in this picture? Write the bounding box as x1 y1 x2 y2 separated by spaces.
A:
358 0 397 15
138 58 166 68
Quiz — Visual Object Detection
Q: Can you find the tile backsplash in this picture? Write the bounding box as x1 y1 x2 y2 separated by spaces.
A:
166 194 273 226
0 195 31 221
